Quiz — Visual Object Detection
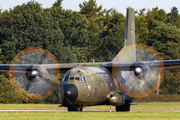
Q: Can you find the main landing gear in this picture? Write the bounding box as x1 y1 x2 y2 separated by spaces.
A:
116 104 130 112
68 105 82 111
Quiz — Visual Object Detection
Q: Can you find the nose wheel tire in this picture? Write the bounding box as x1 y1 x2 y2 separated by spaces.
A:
116 104 130 112
68 106 82 111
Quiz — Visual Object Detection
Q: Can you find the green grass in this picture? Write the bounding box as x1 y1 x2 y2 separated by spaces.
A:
131 102 180 110
0 103 180 120
0 104 65 110
0 102 180 110
0 112 180 120
135 94 180 102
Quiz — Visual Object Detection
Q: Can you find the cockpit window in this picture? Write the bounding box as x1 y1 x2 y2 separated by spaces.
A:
62 70 70 81
83 77 88 82
62 69 89 82
69 77 74 80
64 77 68 81
81 77 84 82
75 77 80 81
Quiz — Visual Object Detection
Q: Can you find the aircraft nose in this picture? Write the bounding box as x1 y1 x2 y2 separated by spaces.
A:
64 84 78 102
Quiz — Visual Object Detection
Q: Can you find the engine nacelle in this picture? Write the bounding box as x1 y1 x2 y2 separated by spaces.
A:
30 66 49 82
107 91 123 106
134 64 152 80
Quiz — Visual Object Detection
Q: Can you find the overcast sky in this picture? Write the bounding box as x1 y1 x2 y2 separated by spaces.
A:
0 0 179 15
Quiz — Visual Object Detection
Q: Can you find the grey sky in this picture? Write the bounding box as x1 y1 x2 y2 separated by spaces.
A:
0 0 179 15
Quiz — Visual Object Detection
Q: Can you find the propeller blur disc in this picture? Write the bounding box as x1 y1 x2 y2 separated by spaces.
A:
9 47 60 100
112 44 164 98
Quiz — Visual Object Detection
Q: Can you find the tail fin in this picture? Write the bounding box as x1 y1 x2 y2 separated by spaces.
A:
112 7 136 62
124 7 135 47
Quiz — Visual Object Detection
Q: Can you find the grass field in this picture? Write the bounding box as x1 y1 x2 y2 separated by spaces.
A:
0 102 180 120
0 112 180 120
0 102 180 110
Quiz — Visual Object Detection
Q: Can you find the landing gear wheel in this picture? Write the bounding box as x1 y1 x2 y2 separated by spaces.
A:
68 106 82 111
68 106 74 111
116 104 130 112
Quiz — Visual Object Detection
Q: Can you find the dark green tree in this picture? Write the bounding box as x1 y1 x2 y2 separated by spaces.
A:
0 1 80 103
167 7 179 26
79 0 104 61
49 2 89 62
79 0 103 18
98 10 125 61
52 0 63 7
149 21 180 94
0 75 27 103
135 8 149 45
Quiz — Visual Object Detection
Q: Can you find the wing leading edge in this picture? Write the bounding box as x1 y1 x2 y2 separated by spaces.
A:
101 60 180 71
0 62 104 73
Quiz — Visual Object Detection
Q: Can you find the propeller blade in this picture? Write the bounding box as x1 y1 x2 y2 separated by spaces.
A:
25 81 31 91
112 44 164 98
9 47 60 100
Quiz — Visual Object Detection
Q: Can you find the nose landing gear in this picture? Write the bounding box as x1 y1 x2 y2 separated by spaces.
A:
68 105 82 111
116 104 130 112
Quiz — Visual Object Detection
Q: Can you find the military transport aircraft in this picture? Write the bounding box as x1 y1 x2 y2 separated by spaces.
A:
1 7 180 112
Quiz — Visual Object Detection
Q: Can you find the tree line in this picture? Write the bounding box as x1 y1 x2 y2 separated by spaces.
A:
0 0 180 103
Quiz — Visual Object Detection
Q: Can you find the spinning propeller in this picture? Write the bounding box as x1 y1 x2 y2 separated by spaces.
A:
9 47 60 100
112 44 164 98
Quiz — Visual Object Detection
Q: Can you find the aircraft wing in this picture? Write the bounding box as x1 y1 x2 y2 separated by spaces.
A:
1 60 180 73
0 62 104 73
101 60 180 71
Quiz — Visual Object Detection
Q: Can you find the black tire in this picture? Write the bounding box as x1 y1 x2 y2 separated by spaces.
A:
116 104 130 112
68 106 74 111
68 106 83 111
75 106 81 111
